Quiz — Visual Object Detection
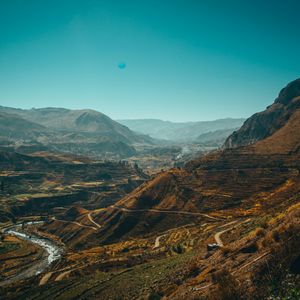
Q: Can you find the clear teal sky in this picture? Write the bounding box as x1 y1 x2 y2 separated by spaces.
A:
0 0 299 121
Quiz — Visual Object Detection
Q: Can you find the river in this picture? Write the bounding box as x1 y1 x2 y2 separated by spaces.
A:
0 221 62 286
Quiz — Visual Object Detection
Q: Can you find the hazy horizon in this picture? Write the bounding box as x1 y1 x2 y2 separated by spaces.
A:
1 0 300 122
1 104 247 123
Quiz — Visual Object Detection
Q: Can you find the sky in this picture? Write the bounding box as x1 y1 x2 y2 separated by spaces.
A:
0 0 300 122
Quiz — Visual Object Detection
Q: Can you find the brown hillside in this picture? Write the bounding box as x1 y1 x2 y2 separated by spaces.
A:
86 79 300 244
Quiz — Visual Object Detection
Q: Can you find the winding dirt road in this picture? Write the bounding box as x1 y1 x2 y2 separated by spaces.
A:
87 212 102 229
52 217 98 231
214 220 238 246
213 219 251 246
153 234 165 248
111 205 223 221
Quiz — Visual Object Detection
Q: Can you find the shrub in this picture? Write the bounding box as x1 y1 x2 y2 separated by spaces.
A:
211 268 241 300
272 230 281 242
240 241 258 253
188 262 201 277
172 243 185 254
254 227 266 237
148 291 162 300
258 217 269 229
221 246 231 256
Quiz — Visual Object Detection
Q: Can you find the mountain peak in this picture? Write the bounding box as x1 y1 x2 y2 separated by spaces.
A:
224 78 300 149
275 78 300 105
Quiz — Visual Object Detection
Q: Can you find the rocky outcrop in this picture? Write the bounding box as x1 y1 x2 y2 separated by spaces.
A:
224 78 300 148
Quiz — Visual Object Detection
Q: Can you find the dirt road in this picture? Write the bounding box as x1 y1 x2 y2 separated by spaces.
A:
87 212 102 229
111 205 223 221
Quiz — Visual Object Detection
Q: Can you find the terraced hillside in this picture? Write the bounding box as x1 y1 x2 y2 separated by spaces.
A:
0 150 148 223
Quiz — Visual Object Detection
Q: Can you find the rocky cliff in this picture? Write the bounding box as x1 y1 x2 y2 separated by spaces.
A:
224 78 300 148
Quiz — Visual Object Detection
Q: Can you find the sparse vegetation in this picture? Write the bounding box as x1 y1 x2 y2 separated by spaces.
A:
211 268 241 300
172 243 185 254
268 273 300 300
254 227 266 237
220 246 231 256
148 291 163 300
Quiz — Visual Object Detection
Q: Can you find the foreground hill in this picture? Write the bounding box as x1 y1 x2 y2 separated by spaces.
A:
118 118 245 142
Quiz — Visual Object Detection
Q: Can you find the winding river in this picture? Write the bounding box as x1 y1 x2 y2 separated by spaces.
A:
0 221 62 286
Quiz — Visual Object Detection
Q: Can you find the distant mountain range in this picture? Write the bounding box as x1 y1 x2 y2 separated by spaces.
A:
118 118 246 143
0 106 154 158
0 105 245 158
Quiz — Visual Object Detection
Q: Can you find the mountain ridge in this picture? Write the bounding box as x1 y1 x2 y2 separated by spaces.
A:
224 78 300 148
118 118 246 142
0 106 155 158
0 106 153 144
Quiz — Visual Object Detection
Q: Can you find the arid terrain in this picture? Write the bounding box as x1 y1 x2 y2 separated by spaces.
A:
1 79 300 300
